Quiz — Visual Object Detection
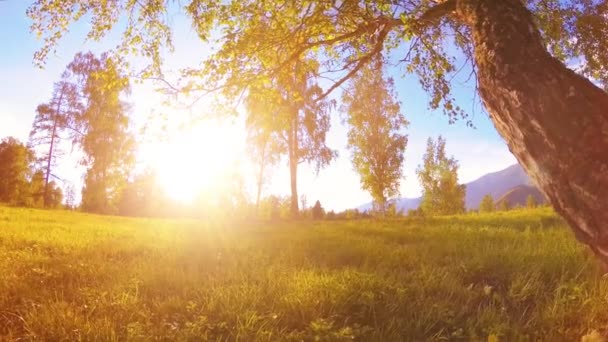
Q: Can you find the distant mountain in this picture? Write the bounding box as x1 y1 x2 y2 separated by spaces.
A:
463 163 532 209
357 163 535 212
496 185 546 208
357 197 421 212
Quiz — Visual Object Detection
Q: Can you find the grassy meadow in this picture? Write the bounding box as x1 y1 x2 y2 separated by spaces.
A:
1 206 607 341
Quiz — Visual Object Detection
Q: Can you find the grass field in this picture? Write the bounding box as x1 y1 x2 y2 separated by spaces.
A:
1 206 607 341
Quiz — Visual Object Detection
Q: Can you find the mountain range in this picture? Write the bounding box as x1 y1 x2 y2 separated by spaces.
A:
357 163 546 212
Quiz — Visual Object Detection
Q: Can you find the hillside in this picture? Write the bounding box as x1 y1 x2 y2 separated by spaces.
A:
0 206 605 340
358 163 533 212
463 163 532 208
496 184 547 207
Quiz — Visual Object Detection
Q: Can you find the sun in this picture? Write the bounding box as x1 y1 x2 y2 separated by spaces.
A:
141 119 246 203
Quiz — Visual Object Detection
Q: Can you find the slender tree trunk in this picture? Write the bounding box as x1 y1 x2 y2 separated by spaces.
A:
255 164 264 210
255 141 267 212
288 109 299 218
102 167 108 214
44 91 64 207
456 0 608 265
44 121 57 207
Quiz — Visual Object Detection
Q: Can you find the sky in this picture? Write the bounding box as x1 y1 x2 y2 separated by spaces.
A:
0 1 517 212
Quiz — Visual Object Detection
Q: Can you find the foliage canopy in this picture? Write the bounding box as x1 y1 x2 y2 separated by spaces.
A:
27 0 608 121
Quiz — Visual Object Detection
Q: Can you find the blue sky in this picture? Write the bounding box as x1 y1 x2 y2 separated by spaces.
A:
0 1 516 211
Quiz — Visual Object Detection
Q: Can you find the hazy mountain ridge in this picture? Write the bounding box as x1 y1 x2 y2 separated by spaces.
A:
496 185 546 208
357 163 536 212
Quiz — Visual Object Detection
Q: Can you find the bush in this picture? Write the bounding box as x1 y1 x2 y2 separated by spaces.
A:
312 200 325 220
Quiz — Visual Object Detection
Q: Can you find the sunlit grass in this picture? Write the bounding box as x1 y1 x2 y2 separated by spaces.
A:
0 206 606 340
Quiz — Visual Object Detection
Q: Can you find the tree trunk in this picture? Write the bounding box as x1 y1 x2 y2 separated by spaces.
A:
456 0 608 265
255 141 267 212
255 163 264 211
44 90 64 207
288 109 299 219
44 121 57 207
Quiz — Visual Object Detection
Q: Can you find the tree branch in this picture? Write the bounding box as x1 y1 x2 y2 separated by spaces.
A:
417 0 457 26
276 21 380 73
315 21 391 101
155 1 459 106
312 1 457 101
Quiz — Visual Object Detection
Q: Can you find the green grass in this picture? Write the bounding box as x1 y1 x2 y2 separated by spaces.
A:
0 206 607 341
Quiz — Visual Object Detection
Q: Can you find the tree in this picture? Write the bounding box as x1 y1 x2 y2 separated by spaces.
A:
29 79 80 207
342 59 408 214
64 183 76 210
259 195 290 221
408 208 425 218
245 61 337 218
212 164 250 219
386 202 401 218
526 195 538 209
28 170 45 207
479 195 494 213
300 195 308 212
312 200 325 220
46 180 63 208
245 102 284 213
0 137 34 205
499 200 511 212
417 136 466 216
28 0 608 263
65 52 135 214
117 170 166 217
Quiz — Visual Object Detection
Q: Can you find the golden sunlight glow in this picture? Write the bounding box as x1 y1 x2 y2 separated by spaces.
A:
142 119 246 203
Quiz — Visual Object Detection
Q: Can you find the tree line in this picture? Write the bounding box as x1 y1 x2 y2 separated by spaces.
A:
1 52 133 213
2 50 470 219
248 56 468 219
479 193 540 213
0 137 63 208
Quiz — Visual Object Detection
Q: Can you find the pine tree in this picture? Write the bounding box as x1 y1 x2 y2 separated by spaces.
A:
29 79 81 207
312 200 325 220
